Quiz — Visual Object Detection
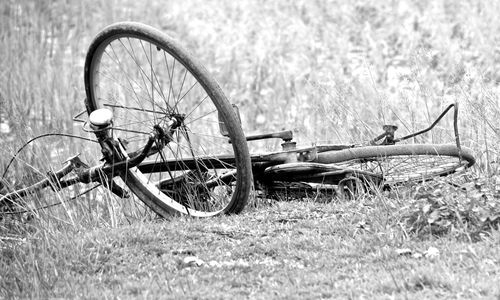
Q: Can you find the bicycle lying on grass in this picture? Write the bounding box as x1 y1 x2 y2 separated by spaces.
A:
0 22 475 218
245 102 475 200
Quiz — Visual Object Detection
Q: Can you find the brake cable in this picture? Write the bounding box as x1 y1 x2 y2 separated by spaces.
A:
1 133 97 179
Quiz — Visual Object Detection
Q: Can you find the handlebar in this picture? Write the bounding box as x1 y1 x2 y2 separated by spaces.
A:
369 103 462 150
0 133 157 205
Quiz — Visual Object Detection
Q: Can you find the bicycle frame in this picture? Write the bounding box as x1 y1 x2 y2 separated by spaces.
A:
1 21 478 217
112 102 469 178
0 101 472 210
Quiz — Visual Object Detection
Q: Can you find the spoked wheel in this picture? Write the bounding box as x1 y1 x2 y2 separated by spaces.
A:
84 22 252 217
317 144 475 184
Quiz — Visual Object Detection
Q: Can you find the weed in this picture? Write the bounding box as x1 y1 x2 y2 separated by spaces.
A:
401 177 500 241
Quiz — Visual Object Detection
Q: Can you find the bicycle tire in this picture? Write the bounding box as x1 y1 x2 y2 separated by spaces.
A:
316 144 475 184
84 22 252 217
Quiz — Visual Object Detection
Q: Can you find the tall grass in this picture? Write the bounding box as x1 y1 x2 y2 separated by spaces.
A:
1 0 499 227
1 0 500 296
2 0 499 160
1 0 499 221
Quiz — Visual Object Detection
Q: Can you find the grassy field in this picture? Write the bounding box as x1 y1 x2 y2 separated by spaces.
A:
1 0 500 298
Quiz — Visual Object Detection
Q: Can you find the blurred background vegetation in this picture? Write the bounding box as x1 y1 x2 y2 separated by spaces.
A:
1 0 499 170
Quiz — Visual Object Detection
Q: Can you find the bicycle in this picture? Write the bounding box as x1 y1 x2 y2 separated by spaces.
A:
242 103 475 200
0 22 475 218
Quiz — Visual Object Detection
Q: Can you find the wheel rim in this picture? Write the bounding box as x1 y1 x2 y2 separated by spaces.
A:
338 154 467 184
86 30 242 215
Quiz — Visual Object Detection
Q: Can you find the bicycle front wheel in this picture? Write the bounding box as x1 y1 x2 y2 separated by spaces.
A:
316 144 475 184
84 22 252 217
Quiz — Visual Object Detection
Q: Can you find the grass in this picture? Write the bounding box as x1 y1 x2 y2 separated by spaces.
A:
1 0 500 298
2 199 499 298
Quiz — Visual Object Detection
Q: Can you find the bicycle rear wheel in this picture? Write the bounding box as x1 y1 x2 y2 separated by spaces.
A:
84 22 252 217
316 144 475 184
